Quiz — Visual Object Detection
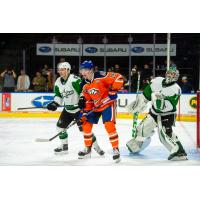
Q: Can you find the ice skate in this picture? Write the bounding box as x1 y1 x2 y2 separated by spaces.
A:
92 137 105 156
54 144 68 155
168 150 188 161
113 148 121 163
78 147 92 159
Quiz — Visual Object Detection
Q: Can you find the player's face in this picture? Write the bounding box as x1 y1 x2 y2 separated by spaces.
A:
58 68 69 78
80 69 93 80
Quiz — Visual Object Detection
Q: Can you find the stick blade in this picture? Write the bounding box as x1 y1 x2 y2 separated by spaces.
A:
35 138 50 142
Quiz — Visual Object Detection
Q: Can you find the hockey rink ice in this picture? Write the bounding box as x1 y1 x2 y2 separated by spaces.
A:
0 118 199 166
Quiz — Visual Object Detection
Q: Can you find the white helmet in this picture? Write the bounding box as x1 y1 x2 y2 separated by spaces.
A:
57 62 71 71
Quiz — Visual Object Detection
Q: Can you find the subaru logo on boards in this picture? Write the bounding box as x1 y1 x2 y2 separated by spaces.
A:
39 46 52 53
85 47 98 53
132 47 144 53
32 96 53 108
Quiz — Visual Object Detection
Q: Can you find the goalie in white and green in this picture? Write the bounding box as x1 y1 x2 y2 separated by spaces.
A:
47 62 104 156
126 66 187 161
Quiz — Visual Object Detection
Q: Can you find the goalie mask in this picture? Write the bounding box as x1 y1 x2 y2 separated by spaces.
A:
165 66 179 84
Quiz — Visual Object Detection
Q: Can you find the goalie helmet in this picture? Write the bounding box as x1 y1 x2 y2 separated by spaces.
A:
165 66 179 84
57 62 71 71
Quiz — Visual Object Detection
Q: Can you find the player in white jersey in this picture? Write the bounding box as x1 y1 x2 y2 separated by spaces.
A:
126 66 187 161
47 62 104 156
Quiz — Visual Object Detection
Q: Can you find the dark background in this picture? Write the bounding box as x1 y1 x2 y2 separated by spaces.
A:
0 33 199 91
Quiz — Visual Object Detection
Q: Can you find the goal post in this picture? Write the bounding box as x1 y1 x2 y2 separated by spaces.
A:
197 91 200 148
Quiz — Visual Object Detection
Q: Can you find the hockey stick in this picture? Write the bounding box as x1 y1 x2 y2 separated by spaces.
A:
35 99 115 142
17 107 47 110
18 105 78 110
131 72 141 138
35 120 77 142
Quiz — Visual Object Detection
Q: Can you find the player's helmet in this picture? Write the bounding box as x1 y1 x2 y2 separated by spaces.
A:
165 65 179 84
57 62 71 71
80 60 94 70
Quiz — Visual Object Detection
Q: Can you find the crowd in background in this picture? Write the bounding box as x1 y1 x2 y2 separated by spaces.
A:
0 58 195 94
0 64 54 93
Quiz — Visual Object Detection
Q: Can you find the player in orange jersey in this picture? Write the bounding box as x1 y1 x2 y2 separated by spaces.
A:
78 60 124 163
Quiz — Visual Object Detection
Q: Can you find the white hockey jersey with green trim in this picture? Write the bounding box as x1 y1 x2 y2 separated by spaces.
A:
54 74 82 113
143 77 181 116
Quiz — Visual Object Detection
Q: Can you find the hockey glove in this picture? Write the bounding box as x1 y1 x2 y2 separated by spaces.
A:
78 96 86 109
108 91 118 100
79 111 88 123
47 101 59 111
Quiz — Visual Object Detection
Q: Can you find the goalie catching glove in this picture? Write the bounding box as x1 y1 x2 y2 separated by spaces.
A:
126 94 148 113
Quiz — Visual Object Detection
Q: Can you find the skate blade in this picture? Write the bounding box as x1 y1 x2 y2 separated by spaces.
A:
93 148 105 157
114 157 121 163
78 154 91 159
54 151 68 155
169 156 188 161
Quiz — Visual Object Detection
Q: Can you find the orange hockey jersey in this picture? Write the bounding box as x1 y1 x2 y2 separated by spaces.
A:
81 71 124 112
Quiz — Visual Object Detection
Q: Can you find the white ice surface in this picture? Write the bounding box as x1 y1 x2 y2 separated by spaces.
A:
0 118 199 166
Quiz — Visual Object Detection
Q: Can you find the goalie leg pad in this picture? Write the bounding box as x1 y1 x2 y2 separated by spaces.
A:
136 114 157 138
126 137 151 153
126 114 156 153
157 115 185 155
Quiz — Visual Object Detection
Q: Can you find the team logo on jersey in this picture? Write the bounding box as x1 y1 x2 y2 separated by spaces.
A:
62 90 74 98
132 47 144 53
32 96 53 107
39 46 52 53
88 88 100 95
85 47 98 53
189 96 197 109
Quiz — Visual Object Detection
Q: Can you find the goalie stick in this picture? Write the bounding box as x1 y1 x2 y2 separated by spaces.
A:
131 72 141 138
35 99 115 142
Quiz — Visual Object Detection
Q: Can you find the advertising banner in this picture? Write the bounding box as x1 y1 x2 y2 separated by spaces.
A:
179 94 197 115
0 93 2 111
2 93 11 111
37 43 176 56
83 44 129 56
1 93 195 118
36 43 81 56
10 93 65 111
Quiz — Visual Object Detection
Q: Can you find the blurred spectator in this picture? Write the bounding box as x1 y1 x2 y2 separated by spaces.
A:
107 67 114 72
47 69 54 92
41 64 49 80
0 76 3 91
94 66 99 73
141 64 152 81
0 68 17 92
59 57 66 63
149 75 154 81
114 64 121 73
16 70 30 91
141 78 150 91
130 65 140 92
32 72 47 92
113 64 128 86
180 76 194 93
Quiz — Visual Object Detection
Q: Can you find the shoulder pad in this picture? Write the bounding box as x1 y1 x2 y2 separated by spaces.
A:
94 71 107 79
